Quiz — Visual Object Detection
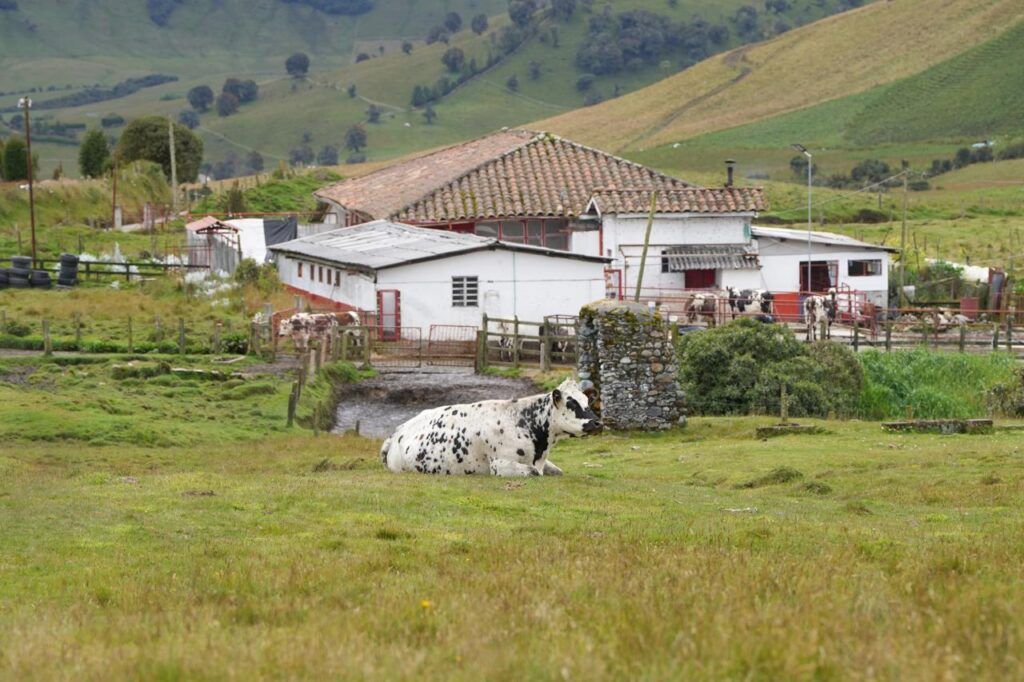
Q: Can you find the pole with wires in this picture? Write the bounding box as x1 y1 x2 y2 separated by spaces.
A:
899 160 909 307
633 190 658 302
792 144 813 293
19 97 36 267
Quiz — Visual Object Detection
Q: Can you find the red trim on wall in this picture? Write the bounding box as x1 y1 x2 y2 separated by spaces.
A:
283 284 360 313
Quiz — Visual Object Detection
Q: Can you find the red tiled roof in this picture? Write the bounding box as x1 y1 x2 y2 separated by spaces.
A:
315 129 695 223
314 129 535 219
587 187 767 214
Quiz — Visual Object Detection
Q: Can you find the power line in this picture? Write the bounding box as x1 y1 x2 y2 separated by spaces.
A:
767 168 919 217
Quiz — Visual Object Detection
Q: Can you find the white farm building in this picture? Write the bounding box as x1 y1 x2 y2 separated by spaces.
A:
268 220 609 332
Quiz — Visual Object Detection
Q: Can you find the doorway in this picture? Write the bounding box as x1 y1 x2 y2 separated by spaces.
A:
377 289 401 340
799 261 838 293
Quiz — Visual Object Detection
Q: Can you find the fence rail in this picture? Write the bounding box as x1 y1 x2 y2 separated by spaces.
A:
0 257 207 281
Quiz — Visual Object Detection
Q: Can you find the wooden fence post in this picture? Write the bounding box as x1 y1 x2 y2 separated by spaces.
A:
819 319 827 342
512 315 520 368
853 321 859 352
340 330 350 363
1 309 6 332
362 326 371 369
154 315 163 342
540 320 551 372
885 322 892 352
287 381 298 427
178 318 186 354
249 323 260 356
127 316 133 353
959 325 966 353
1006 317 1013 351
74 312 82 348
993 325 1000 350
475 329 487 373
42 319 52 357
213 321 222 354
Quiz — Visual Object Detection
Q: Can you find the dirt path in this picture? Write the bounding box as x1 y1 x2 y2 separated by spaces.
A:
331 370 537 439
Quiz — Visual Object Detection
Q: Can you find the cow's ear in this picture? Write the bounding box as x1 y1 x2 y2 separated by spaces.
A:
551 389 563 407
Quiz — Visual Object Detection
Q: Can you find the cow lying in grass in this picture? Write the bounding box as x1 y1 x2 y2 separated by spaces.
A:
381 378 601 477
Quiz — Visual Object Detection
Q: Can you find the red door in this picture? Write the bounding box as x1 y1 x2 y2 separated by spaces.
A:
685 269 716 288
377 289 400 340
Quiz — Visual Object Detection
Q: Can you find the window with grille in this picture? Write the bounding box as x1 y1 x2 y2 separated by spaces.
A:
452 276 479 307
848 259 882 276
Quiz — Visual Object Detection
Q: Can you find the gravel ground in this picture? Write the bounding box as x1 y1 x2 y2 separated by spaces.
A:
331 370 537 439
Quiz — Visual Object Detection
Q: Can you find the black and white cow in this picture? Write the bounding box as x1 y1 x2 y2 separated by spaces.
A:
726 287 775 319
804 289 837 341
381 378 601 477
278 313 340 352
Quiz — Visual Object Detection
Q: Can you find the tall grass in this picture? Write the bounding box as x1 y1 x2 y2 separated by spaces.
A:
857 348 1017 419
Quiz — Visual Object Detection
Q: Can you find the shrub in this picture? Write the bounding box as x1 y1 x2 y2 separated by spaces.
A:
679 320 862 418
4 321 31 337
221 332 249 355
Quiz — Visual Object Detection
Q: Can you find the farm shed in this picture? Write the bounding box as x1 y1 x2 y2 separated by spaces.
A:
268 220 610 331
185 216 298 274
752 226 896 307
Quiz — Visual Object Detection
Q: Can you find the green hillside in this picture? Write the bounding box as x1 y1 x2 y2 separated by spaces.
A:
0 0 866 178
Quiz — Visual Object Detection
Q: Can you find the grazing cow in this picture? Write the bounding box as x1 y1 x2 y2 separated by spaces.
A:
278 312 339 352
381 378 601 477
687 293 718 327
726 287 775 319
804 289 838 341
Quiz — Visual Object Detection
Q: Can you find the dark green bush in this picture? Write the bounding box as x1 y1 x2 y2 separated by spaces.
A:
0 334 44 350
4 321 31 337
678 319 862 418
221 331 249 354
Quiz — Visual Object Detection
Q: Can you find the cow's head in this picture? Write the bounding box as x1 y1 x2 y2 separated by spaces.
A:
550 378 602 436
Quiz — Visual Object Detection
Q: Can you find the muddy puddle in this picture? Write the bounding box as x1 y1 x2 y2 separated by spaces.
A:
331 369 537 439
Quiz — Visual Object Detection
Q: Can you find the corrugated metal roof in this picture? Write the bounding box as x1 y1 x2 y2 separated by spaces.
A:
752 226 898 252
268 220 609 271
664 244 760 271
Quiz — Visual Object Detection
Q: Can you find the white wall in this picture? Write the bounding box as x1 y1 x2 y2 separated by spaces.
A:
274 253 376 309
757 239 891 305
378 249 607 329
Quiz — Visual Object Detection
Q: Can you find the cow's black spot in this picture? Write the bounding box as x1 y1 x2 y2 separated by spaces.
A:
516 448 525 457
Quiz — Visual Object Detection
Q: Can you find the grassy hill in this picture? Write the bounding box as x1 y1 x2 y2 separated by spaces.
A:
540 0 1024 154
0 0 865 178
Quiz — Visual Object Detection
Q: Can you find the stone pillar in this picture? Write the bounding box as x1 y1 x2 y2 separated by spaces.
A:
577 300 685 430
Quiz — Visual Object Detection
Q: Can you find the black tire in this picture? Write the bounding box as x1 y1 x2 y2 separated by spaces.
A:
57 277 77 287
59 253 79 265
60 265 78 276
10 256 31 269
9 276 29 288
9 267 31 279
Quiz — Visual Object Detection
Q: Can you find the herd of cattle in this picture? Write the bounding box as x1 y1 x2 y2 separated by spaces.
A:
253 311 364 352
685 287 841 341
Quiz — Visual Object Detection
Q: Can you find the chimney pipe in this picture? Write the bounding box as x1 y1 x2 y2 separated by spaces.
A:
725 159 735 188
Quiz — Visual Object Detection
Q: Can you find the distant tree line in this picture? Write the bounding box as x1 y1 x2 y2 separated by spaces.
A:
147 0 183 26
278 0 374 15
0 74 177 113
927 142 1024 179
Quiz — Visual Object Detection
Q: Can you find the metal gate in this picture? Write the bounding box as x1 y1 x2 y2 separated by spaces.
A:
426 325 477 367
367 326 422 367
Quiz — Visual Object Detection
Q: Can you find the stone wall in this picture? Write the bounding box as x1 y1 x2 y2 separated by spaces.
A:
577 300 685 430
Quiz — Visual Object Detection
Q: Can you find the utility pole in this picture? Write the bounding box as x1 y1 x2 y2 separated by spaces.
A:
633 190 658 302
19 97 36 267
791 143 813 293
899 160 909 307
111 152 119 229
168 117 179 215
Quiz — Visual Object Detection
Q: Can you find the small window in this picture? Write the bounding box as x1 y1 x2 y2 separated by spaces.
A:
500 221 524 242
476 222 499 239
527 219 543 246
660 250 669 273
334 270 341 286
452 276 479 307
848 259 882 277
318 266 324 283
298 262 303 278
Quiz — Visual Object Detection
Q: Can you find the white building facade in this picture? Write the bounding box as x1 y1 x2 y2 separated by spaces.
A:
269 221 609 330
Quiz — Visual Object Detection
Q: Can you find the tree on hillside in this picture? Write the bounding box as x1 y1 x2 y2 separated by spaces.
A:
443 11 462 33
402 41 413 55
426 25 449 45
423 104 437 124
0 1 19 10
317 145 339 166
552 0 575 21
286 52 311 78
528 60 542 80
345 124 367 153
223 78 258 103
2 137 30 181
733 5 760 40
0 139 5 180
505 74 519 91
470 13 488 35
289 145 314 166
355 52 371 62
708 23 729 45
366 104 382 123
78 129 110 178
246 151 264 173
765 0 790 13
850 159 891 185
178 109 200 129
187 85 214 112
789 155 817 178
116 116 203 183
347 84 357 98
508 0 536 28
216 92 240 117
147 0 182 26
441 47 465 72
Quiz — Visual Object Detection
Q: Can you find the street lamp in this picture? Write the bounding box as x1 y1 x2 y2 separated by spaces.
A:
18 97 37 267
792 143 812 294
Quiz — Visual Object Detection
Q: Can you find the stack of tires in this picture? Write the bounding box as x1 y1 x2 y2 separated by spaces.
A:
31 269 52 289
8 256 31 289
0 269 8 289
57 253 79 287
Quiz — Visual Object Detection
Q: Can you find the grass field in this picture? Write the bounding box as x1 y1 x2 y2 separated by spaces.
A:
2 368 1024 678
